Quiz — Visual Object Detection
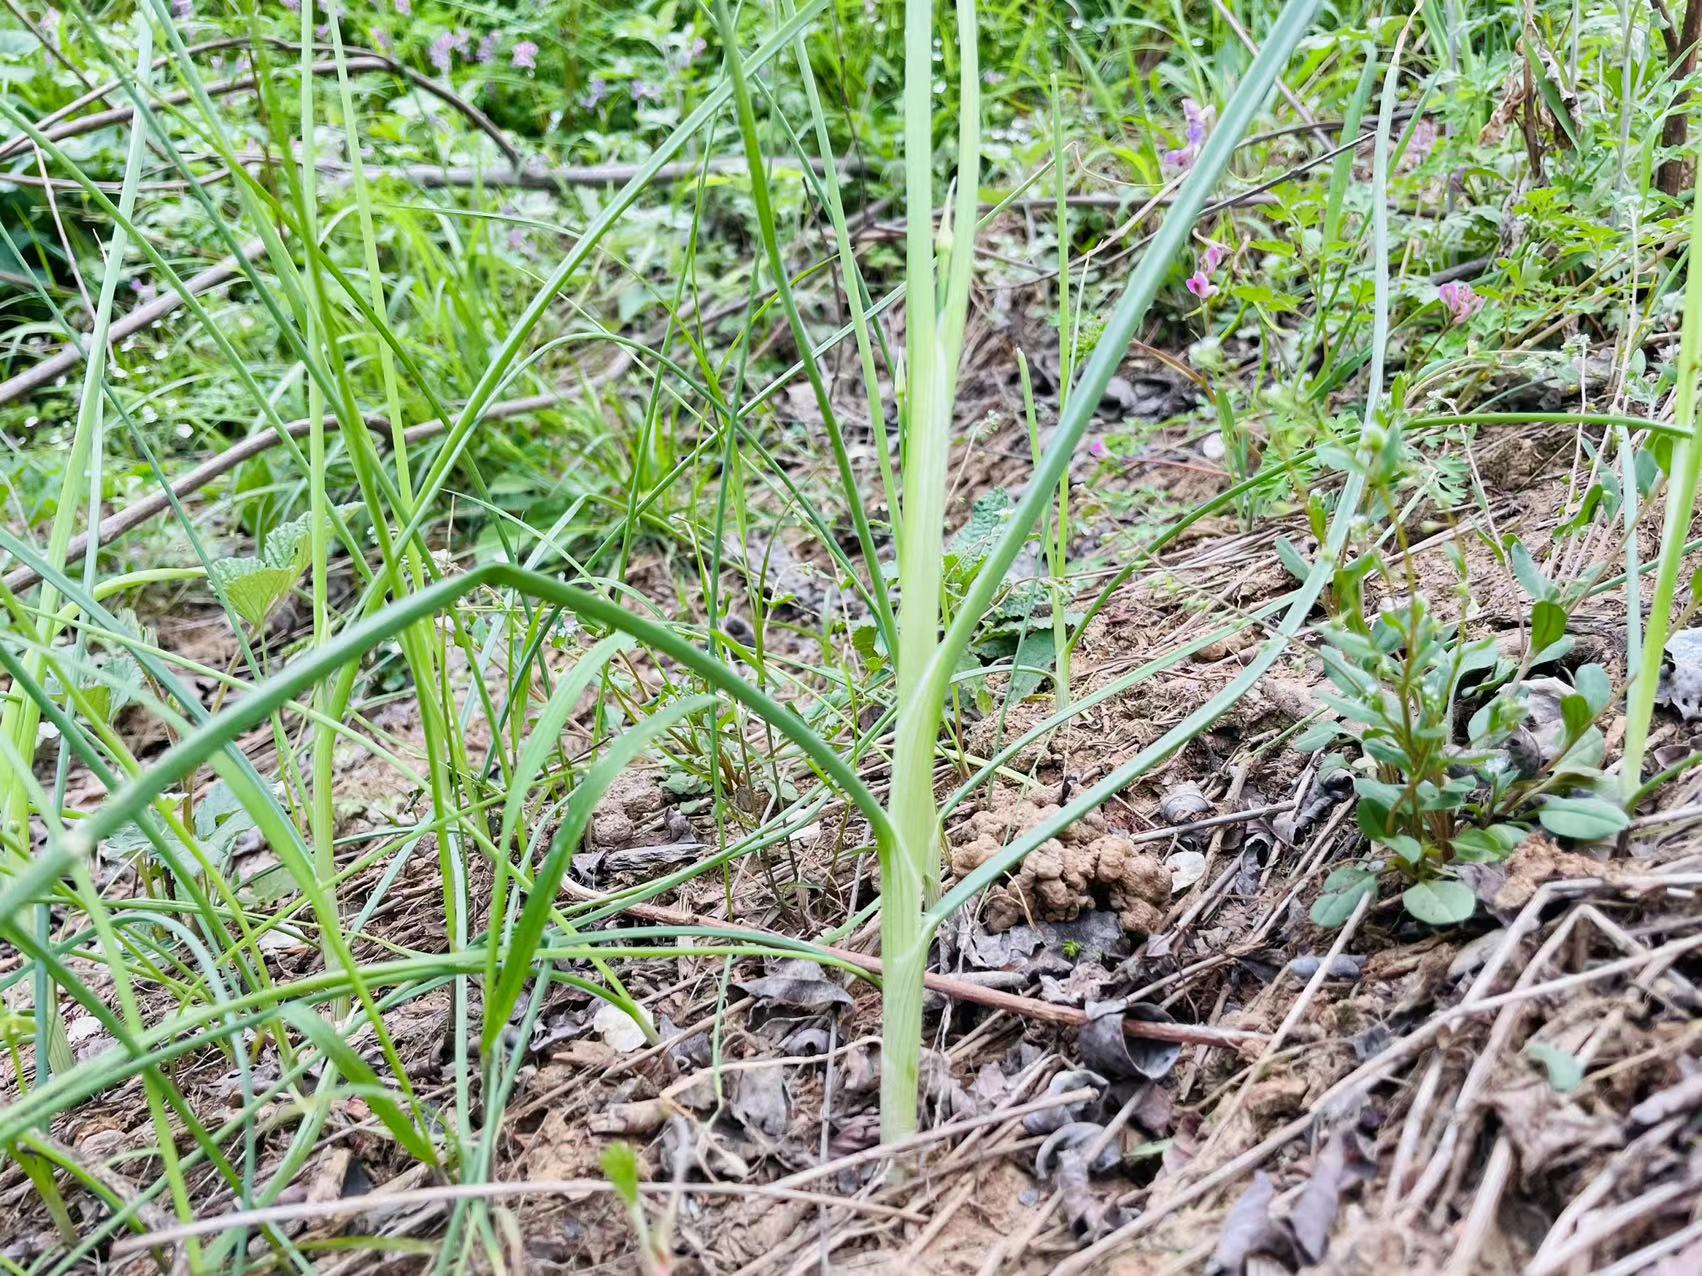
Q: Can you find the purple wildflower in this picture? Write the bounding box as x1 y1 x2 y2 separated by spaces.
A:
1201 240 1227 273
282 0 299 11
172 0 192 18
1404 118 1439 170
1185 270 1217 300
1184 98 1210 146
688 35 707 61
477 33 497 64
1164 98 1214 171
512 39 539 71
581 76 607 108
394 0 410 12
131 278 158 305
369 26 390 52
429 31 455 72
1088 438 1109 459
1438 280 1485 322
631 80 661 104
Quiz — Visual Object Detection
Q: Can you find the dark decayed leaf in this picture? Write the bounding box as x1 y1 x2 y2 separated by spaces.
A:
1285 1133 1373 1263
729 1067 789 1140
1023 1069 1110 1134
1207 1134 1372 1274
1080 1000 1182 1080
1158 781 1212 825
1034 1121 1119 1178
734 959 853 1013
1208 1172 1291 1274
1034 1122 1124 1240
958 909 1130 976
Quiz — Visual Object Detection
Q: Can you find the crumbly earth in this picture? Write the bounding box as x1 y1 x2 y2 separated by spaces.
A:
948 798 1171 935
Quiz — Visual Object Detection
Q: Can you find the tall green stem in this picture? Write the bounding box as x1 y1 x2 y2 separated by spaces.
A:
878 0 979 1145
1622 153 1702 799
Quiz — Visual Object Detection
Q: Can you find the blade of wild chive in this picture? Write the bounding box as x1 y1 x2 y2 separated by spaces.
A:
1621 150 1702 800
788 1 902 536
382 0 832 561
20 565 892 920
281 1005 439 1168
713 0 898 653
486 633 633 997
482 696 716 1053
2 14 151 1096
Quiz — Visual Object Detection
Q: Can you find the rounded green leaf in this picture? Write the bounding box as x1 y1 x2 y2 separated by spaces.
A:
1402 879 1476 926
1538 795 1628 841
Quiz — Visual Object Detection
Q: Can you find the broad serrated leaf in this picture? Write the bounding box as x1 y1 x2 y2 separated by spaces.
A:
944 488 1013 578
1008 627 1057 702
194 779 257 861
208 559 303 628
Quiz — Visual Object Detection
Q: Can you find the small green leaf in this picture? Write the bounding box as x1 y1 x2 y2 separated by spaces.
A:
1402 879 1476 926
1294 720 1342 753
1380 833 1424 867
1450 824 1527 863
602 1141 641 1206
1560 693 1594 741
1574 664 1611 716
1508 538 1554 600
1311 866 1377 928
1538 795 1628 841
1530 600 1567 654
1273 535 1311 585
1525 1041 1584 1093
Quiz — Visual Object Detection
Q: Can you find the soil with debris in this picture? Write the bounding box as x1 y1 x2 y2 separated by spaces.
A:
5 318 1702 1276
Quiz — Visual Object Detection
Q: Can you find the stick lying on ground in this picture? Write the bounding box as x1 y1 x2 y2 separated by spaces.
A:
0 239 268 411
0 392 562 595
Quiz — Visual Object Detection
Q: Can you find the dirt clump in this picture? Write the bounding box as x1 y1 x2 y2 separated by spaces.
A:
949 796 1170 935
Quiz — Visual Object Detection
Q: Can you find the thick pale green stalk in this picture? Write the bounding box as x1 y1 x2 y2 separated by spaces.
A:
1622 155 1702 799
878 0 980 1145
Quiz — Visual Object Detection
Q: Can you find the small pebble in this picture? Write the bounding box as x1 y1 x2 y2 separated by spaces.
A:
1290 954 1364 980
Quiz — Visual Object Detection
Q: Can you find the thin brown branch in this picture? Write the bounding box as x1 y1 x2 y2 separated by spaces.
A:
0 238 268 411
